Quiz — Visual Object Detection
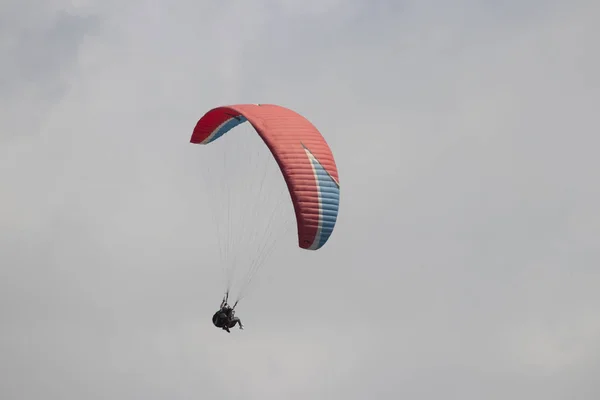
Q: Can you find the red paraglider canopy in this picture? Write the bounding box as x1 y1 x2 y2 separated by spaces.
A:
191 103 340 250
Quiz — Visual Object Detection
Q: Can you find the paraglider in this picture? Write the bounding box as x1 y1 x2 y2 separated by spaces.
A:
190 104 340 331
212 294 243 333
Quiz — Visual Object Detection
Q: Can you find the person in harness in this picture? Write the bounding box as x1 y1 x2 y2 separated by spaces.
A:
212 296 244 333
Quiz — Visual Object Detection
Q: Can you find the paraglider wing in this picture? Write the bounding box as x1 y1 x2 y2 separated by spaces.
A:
191 104 340 250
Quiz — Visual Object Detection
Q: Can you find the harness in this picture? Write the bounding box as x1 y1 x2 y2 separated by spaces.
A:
212 307 233 328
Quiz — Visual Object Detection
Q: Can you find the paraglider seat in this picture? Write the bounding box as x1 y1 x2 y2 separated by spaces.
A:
212 312 228 328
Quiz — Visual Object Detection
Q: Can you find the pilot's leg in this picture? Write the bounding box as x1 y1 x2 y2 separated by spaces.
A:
229 317 243 329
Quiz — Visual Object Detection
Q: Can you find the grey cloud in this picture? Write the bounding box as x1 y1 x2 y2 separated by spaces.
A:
1 0 599 399
0 4 100 141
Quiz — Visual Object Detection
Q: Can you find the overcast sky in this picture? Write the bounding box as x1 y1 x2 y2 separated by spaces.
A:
1 0 600 399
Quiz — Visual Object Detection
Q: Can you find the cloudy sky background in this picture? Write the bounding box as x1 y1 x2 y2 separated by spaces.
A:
1 0 599 398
